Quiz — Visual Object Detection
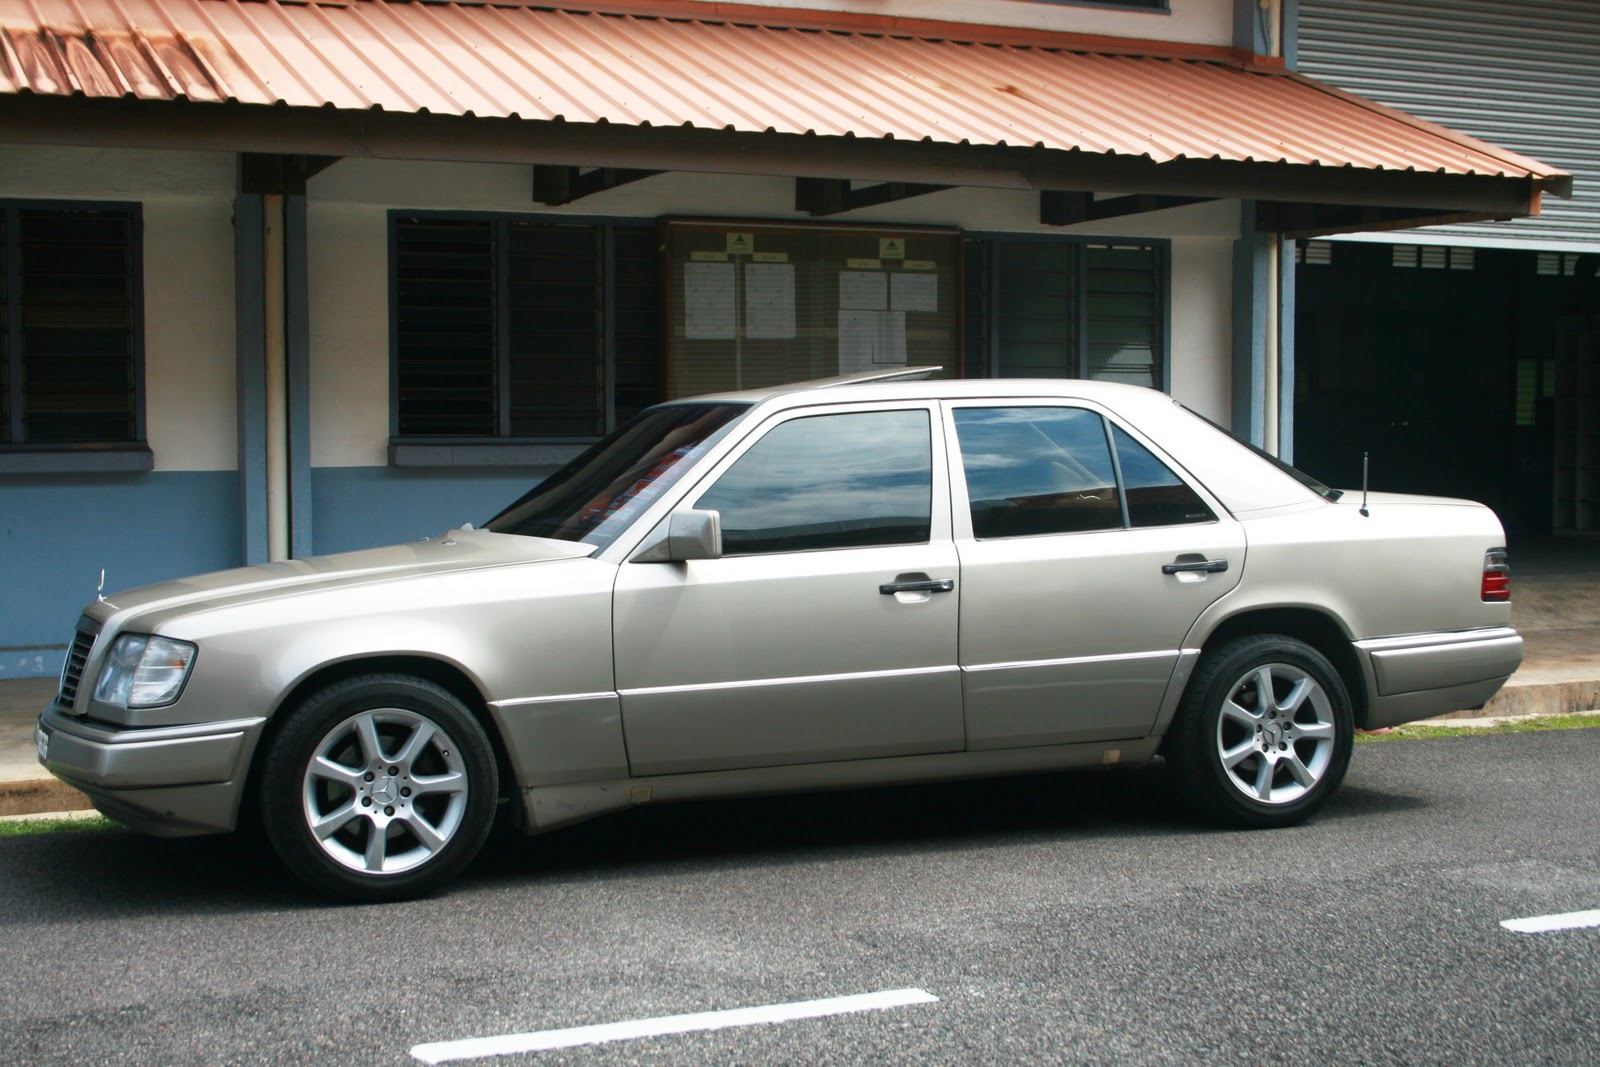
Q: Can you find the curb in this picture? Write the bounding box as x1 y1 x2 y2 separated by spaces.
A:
0 778 93 819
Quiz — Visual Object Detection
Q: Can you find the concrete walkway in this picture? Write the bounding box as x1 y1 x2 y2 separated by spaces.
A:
4 547 1597 818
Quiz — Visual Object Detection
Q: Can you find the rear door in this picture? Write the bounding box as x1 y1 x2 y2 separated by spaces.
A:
944 401 1245 749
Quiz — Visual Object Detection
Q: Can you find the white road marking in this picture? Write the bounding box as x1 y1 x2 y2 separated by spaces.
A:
410 987 939 1064
1501 909 1600 934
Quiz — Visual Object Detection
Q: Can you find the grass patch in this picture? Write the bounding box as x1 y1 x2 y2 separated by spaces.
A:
0 815 117 838
1356 712 1600 743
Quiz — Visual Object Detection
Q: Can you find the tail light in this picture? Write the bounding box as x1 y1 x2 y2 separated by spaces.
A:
1481 547 1510 602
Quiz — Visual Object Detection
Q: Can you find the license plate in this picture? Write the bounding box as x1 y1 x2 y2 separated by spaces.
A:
34 723 48 764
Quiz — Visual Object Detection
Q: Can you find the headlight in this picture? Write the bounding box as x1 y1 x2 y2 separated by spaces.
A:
93 634 198 709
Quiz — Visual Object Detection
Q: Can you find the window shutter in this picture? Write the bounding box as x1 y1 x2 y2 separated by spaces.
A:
507 222 603 436
612 226 663 425
18 208 136 443
1086 244 1161 388
394 219 496 436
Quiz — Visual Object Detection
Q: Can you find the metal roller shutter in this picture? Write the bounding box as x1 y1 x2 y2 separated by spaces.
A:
1298 0 1600 250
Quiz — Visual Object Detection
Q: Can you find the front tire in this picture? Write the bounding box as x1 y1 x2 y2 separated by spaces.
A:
259 674 499 901
1166 635 1353 828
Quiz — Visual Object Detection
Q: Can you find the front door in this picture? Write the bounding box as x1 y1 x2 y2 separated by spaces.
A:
613 404 964 776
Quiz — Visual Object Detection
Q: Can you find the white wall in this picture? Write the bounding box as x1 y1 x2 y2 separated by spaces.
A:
1168 236 1235 423
0 146 237 473
306 159 1242 467
700 0 1235 45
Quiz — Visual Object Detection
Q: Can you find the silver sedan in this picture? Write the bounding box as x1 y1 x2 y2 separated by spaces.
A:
37 372 1523 900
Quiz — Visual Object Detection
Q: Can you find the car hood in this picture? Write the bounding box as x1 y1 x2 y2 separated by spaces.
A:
91 529 594 623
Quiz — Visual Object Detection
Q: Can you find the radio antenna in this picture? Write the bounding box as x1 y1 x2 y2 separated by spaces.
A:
1360 452 1370 517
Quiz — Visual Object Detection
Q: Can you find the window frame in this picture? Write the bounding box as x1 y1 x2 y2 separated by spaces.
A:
964 232 1170 391
0 199 149 473
386 209 660 468
680 399 952 558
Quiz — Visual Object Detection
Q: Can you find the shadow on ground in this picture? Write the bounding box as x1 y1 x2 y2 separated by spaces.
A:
0 762 1423 916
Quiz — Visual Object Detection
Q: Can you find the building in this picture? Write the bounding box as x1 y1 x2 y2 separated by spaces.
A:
0 0 1570 677
1294 0 1599 536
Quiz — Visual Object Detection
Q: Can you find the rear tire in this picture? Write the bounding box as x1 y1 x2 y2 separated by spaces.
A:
259 674 498 901
1166 635 1353 828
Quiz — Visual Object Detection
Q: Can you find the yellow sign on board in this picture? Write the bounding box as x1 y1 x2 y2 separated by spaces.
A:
847 258 882 269
691 251 730 262
879 238 906 260
726 232 756 255
752 252 789 263
904 260 937 270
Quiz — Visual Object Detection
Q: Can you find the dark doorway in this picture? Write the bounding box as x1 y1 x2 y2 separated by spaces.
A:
1293 242 1589 536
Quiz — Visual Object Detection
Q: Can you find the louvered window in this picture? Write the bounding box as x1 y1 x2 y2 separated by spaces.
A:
1 203 140 445
963 237 1166 388
393 215 660 439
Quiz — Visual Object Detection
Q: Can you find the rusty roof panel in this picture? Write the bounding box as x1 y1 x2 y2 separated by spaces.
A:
0 0 1567 184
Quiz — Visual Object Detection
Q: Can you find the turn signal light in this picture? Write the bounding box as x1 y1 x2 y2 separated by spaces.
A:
1481 547 1510 602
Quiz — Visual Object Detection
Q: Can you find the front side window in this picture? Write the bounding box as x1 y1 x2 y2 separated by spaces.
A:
1 203 140 445
695 409 933 555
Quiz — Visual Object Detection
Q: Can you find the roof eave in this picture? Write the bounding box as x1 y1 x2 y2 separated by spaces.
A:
0 94 1562 222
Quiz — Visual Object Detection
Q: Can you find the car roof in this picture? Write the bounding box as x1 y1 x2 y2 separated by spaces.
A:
683 368 1173 410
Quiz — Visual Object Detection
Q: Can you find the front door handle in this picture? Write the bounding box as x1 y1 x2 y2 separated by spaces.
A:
879 578 956 595
1162 559 1229 575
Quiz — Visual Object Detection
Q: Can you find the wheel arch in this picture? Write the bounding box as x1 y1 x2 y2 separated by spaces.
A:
1193 607 1372 730
239 654 520 831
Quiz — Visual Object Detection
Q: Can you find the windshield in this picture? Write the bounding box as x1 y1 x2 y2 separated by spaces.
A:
1181 405 1343 502
487 403 749 550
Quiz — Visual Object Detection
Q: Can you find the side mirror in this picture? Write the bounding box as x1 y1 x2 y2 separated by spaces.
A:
668 509 723 561
633 509 723 563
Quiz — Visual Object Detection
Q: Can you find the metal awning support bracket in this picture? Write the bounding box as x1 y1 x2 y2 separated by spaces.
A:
532 165 662 205
795 177 952 216
1041 190 1216 226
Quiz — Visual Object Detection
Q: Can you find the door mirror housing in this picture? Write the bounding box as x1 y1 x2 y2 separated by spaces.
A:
633 509 723 563
669 509 723 561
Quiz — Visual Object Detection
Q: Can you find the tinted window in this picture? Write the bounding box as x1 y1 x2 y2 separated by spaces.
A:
696 410 932 555
1112 425 1217 527
953 407 1122 538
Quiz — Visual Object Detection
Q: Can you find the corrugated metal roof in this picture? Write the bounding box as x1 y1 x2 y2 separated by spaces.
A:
0 0 1568 186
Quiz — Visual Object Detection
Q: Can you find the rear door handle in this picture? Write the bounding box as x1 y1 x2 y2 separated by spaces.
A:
879 578 955 595
1162 559 1229 575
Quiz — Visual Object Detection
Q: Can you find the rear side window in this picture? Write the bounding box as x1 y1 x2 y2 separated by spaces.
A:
953 407 1122 537
1112 425 1217 527
953 406 1214 538
695 409 932 555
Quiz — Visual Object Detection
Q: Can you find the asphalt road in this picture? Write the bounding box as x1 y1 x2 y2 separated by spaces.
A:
2 730 1597 1066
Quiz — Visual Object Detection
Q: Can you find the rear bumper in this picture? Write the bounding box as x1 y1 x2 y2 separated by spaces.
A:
35 705 265 835
1357 627 1524 729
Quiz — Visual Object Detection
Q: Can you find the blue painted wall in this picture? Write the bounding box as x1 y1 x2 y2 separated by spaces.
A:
311 467 547 555
1 472 241 677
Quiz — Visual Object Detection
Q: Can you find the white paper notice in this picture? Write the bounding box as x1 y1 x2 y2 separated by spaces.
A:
685 262 736 339
890 272 938 313
838 310 907 373
744 262 796 340
839 271 888 311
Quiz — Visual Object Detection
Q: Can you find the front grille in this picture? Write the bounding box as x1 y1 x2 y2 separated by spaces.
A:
57 618 100 709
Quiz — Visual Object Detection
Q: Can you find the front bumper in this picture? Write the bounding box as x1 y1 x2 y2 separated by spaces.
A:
1357 626 1524 729
36 705 267 835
